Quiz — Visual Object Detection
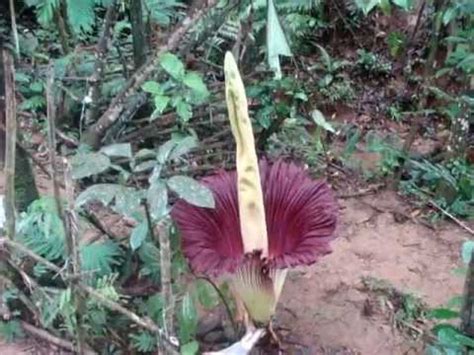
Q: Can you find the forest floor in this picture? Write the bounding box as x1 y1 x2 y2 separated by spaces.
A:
1 164 470 354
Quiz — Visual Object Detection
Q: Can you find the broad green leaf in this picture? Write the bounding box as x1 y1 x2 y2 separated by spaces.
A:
436 324 474 348
142 81 163 95
181 341 199 355
355 0 380 15
130 221 149 251
147 180 168 221
178 292 198 343
443 7 457 25
145 294 163 324
167 176 215 208
194 279 219 309
113 187 143 219
133 160 156 173
311 109 335 133
175 100 192 122
169 136 198 159
183 72 209 98
379 0 391 15
76 184 121 208
462 241 474 264
428 308 459 320
160 52 185 80
266 0 292 79
153 95 170 115
71 152 111 179
100 143 132 158
392 0 412 10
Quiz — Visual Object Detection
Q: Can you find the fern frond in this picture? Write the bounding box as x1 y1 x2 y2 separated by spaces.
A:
16 197 66 262
80 240 123 280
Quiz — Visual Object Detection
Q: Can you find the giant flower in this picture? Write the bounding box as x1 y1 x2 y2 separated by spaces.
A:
171 52 337 327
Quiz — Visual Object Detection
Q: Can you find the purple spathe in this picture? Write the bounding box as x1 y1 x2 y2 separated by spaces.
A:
171 159 338 277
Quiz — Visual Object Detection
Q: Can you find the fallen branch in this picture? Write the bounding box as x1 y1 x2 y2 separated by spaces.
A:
82 0 219 148
428 199 474 236
21 321 96 355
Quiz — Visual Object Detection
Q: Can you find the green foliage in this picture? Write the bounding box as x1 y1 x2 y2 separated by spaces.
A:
310 45 355 103
402 158 473 219
355 49 392 78
144 0 186 26
365 131 404 177
167 176 215 209
16 197 67 262
142 53 210 122
16 72 46 112
130 331 157 352
426 241 474 354
0 320 25 342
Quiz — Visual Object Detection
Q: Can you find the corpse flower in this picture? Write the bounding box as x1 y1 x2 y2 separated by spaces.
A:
171 52 337 327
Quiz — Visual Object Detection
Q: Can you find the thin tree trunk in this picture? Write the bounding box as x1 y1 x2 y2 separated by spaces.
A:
130 0 148 68
461 250 474 338
84 2 117 125
8 0 19 57
3 48 16 240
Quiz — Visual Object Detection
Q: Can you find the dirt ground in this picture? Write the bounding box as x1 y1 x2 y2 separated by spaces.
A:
277 190 468 355
1 175 470 354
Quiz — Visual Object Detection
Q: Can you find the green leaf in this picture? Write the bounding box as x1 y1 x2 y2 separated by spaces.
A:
71 152 111 179
76 184 122 208
142 81 163 95
443 7 457 25
181 341 199 355
462 241 474 264
194 279 219 309
147 180 168 221
152 95 170 117
0 320 24 342
169 136 198 159
429 308 459 320
266 0 292 79
175 99 193 122
80 240 122 278
157 136 198 164
100 143 132 159
167 176 215 208
392 0 412 10
435 324 474 348
130 221 149 251
113 187 142 219
183 72 209 98
354 0 380 15
160 52 185 80
145 294 163 324
311 109 335 133
178 292 198 343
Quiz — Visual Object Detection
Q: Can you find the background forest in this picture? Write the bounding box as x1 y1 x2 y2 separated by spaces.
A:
0 0 473 354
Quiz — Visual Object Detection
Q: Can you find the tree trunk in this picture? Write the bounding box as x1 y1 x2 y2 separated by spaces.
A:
461 250 474 337
130 0 148 68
